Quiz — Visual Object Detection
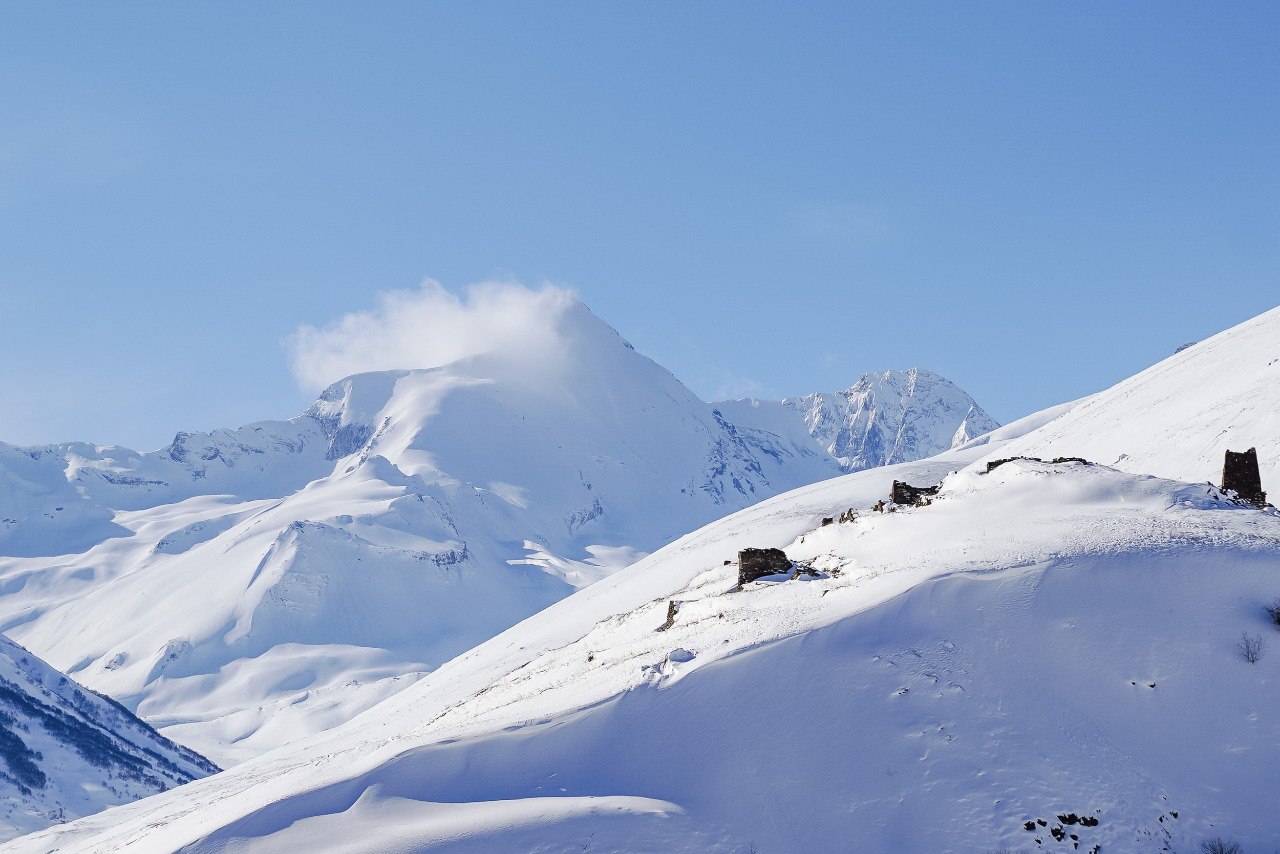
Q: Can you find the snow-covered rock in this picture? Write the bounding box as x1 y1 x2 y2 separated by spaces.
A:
12 307 1279 853
0 302 991 768
0 634 217 843
717 367 999 472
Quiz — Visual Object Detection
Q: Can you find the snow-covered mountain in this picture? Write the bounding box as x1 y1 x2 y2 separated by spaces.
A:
0 301 989 771
717 367 999 472
13 307 1277 854
0 633 217 843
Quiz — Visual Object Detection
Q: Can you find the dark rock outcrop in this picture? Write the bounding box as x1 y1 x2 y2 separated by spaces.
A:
737 548 791 585
1222 447 1267 507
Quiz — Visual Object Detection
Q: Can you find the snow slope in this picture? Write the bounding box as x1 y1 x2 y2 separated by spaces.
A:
717 367 999 472
10 308 1280 854
0 634 217 844
0 302 990 769
993 306 1280 488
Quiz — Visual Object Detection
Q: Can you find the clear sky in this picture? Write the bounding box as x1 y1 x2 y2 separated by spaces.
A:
2 2 1277 450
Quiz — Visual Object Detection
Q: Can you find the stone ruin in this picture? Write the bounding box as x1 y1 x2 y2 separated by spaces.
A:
1222 447 1267 507
737 547 792 585
890 480 941 507
985 456 1089 474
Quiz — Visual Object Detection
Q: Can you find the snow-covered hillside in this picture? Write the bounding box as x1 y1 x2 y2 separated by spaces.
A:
0 634 217 843
0 301 989 769
10 308 1279 854
993 306 1280 487
717 367 998 472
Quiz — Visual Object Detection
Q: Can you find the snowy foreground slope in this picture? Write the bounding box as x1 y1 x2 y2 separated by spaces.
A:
717 367 999 472
0 634 217 843
11 305 1280 854
0 301 990 769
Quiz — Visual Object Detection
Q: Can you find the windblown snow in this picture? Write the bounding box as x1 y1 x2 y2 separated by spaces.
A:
0 301 989 774
10 305 1279 853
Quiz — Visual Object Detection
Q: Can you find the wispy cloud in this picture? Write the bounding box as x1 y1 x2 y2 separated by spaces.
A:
286 279 578 391
789 202 888 246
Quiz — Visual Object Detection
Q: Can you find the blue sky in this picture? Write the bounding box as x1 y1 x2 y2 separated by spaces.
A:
2 2 1277 450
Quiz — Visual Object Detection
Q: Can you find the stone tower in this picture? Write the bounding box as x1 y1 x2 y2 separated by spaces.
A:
1222 447 1267 507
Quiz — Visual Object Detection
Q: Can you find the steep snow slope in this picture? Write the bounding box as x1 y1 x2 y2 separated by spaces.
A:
993 306 1280 488
0 634 217 843
717 367 999 472
2 302 920 766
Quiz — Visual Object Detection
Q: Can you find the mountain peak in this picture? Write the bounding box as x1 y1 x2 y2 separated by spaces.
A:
718 368 998 473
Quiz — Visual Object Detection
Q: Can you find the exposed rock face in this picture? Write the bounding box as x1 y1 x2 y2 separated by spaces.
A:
1223 448 1267 507
737 548 791 585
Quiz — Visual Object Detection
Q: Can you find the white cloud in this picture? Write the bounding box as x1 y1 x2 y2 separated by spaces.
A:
286 280 578 390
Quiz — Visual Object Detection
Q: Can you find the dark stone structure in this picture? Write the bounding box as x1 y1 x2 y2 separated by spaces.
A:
1223 447 1267 507
737 548 791 585
891 480 941 506
658 600 679 631
985 456 1089 474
